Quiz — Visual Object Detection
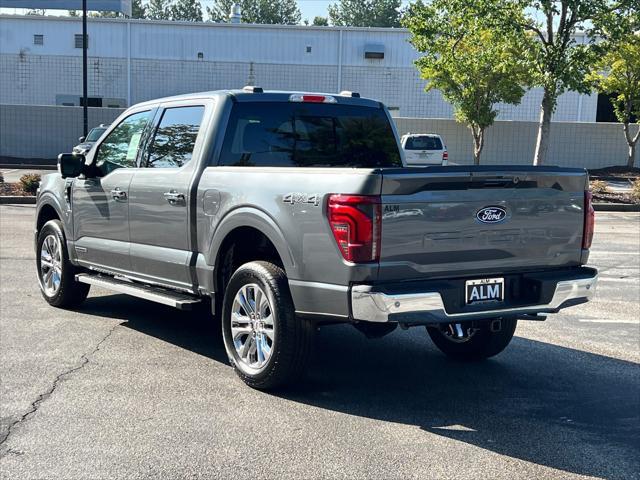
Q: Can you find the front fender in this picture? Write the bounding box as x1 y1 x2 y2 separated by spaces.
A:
36 175 74 258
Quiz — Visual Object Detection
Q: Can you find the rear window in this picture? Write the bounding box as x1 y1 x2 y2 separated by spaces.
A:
218 102 402 168
404 136 443 150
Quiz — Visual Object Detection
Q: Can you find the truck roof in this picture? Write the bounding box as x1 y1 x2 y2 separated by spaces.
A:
134 88 382 109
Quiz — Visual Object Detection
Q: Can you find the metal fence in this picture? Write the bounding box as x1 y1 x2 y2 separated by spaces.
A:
0 104 636 168
0 105 125 162
394 118 637 169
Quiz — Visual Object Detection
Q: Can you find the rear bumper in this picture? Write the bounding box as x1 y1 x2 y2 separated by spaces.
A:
351 267 598 324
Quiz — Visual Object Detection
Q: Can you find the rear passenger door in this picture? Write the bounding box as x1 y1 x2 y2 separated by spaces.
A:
128 102 207 290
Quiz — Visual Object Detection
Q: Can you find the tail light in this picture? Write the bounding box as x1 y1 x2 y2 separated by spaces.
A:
442 150 448 165
583 191 595 249
327 195 381 263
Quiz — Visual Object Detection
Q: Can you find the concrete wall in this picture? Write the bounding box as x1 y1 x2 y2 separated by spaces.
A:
0 105 124 161
395 118 637 169
0 105 634 168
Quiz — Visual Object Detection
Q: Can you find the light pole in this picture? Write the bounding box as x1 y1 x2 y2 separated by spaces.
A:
82 0 88 137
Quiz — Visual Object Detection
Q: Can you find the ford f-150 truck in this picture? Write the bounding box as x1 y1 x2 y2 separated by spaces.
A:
35 88 598 389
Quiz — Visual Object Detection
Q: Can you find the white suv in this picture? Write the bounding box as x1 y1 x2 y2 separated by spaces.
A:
401 133 448 166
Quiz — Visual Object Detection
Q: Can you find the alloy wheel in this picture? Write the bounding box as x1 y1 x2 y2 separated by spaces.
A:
230 283 275 371
40 234 62 296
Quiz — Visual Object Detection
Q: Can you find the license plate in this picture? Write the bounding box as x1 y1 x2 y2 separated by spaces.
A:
465 277 504 304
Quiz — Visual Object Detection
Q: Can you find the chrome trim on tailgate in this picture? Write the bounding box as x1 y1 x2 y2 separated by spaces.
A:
351 273 598 323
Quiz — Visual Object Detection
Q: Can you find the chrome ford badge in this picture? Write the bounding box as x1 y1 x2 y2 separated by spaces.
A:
476 206 507 224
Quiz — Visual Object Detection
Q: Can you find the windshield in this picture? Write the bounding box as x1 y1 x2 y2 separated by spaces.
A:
404 136 443 150
219 102 402 168
86 127 107 142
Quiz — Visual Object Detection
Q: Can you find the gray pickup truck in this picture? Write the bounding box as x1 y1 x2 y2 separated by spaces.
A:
35 88 598 389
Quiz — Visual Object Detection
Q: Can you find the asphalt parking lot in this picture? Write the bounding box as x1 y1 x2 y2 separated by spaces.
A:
0 205 638 479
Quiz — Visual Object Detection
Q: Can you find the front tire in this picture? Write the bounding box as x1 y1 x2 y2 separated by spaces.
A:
427 318 517 361
221 261 314 390
36 220 90 308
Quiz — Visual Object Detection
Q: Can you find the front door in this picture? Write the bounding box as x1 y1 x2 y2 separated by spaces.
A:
73 110 152 273
128 104 207 290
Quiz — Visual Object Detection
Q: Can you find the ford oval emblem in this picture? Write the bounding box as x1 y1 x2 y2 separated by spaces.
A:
476 206 507 224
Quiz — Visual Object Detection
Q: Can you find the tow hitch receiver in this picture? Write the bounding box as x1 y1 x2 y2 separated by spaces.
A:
489 319 502 333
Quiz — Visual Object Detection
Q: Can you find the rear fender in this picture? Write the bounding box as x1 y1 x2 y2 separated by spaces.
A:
207 206 297 281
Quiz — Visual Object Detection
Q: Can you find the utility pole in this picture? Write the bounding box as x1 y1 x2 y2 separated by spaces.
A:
82 0 88 137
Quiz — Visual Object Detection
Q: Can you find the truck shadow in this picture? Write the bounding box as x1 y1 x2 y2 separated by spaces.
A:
81 294 640 479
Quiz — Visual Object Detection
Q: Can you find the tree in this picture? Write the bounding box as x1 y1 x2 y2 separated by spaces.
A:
313 16 329 26
507 0 631 165
328 0 401 27
206 0 301 25
171 0 203 21
588 7 640 167
132 0 147 18
404 0 530 164
148 0 172 20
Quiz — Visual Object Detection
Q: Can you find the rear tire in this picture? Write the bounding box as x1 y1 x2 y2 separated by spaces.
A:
427 318 517 361
36 220 90 308
221 261 314 390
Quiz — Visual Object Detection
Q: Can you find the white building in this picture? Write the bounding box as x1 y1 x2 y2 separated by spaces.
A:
0 14 603 121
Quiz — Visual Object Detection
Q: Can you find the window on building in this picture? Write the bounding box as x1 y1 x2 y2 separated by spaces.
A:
146 106 205 168
94 111 151 175
33 34 44 45
596 93 637 123
74 34 88 49
79 97 102 107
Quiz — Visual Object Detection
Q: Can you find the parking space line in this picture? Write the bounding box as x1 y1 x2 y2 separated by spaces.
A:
578 319 640 324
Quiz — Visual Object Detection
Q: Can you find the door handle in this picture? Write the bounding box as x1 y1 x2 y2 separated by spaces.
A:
164 190 186 205
111 188 127 201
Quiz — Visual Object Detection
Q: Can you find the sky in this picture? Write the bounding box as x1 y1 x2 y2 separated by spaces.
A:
0 1 336 21
201 0 335 21
0 1 412 23
283 0 331 20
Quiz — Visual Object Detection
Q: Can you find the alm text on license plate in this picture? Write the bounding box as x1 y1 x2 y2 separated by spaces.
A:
465 277 505 304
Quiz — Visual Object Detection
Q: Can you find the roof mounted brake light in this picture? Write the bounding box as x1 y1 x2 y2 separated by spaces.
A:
340 91 361 98
289 94 337 103
243 85 264 93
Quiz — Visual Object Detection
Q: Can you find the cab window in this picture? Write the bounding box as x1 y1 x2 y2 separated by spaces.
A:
219 102 402 168
94 111 150 175
146 106 205 168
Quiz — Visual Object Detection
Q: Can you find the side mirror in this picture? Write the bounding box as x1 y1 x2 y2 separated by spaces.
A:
58 153 86 178
78 136 86 143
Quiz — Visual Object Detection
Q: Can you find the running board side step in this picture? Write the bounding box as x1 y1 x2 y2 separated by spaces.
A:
75 273 202 310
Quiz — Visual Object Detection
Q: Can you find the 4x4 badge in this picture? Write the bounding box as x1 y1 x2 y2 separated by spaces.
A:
283 193 320 207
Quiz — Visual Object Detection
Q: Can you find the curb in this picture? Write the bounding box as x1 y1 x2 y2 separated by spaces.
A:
590 175 638 182
594 203 640 212
0 196 36 205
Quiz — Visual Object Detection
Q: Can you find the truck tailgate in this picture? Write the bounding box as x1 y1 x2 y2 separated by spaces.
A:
379 166 588 281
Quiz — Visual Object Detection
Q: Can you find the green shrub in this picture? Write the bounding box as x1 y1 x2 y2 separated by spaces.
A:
631 179 640 203
19 173 41 195
590 179 609 194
